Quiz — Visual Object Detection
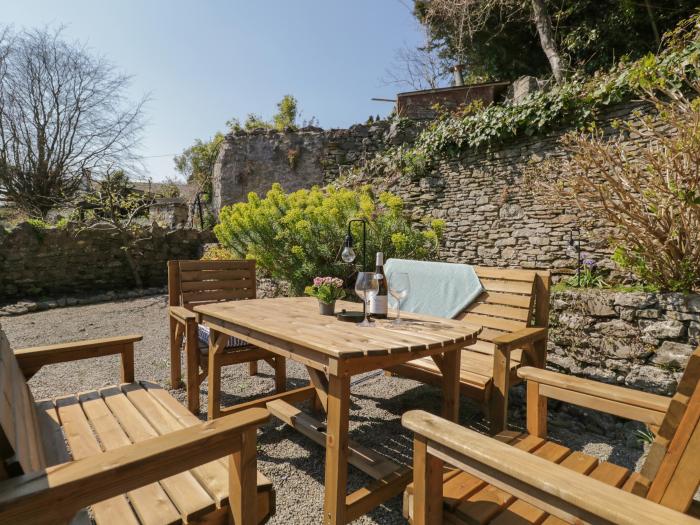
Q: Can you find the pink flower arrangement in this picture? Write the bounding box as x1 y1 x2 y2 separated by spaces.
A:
305 276 346 304
313 276 344 288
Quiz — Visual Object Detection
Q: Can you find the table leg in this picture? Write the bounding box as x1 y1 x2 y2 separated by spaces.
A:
185 318 200 414
207 331 227 420
323 374 350 525
169 317 183 388
441 348 461 422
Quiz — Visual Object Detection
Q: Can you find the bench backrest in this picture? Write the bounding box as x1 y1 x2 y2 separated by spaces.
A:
639 345 700 512
168 259 257 311
0 324 46 477
456 267 550 345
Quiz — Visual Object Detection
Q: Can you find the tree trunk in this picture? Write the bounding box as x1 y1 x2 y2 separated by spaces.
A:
530 0 566 83
643 0 661 46
118 230 144 289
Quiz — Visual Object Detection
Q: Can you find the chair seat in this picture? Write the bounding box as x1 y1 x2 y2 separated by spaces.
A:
37 380 274 525
396 348 522 394
404 430 638 525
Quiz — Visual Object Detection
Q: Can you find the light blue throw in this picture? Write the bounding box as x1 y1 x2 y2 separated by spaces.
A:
384 259 484 319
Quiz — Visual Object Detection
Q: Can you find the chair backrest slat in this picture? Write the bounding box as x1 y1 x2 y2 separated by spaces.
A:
456 268 550 344
0 325 46 476
641 345 700 512
168 259 257 311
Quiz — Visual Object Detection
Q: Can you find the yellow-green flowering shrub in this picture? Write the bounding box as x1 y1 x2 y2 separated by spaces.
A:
214 184 444 294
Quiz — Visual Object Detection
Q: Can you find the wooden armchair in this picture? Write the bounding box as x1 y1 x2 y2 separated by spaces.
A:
0 325 274 524
168 259 286 417
402 345 700 525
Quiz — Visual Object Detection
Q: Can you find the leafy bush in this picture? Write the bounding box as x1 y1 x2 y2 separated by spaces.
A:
530 86 700 292
214 184 444 294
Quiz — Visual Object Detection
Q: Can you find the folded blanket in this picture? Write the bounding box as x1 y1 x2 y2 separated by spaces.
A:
384 259 484 319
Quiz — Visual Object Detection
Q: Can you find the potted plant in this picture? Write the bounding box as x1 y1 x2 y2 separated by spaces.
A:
305 277 346 315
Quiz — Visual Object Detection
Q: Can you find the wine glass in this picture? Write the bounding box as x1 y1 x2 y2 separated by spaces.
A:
388 272 410 326
355 272 379 327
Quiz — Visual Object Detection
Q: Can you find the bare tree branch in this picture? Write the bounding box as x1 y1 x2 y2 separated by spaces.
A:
0 26 147 217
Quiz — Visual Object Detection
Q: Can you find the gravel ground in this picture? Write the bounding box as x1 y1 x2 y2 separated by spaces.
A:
2 295 646 524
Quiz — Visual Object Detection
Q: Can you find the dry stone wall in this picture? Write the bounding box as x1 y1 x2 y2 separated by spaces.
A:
213 103 659 280
550 290 699 395
211 120 419 214
0 223 213 302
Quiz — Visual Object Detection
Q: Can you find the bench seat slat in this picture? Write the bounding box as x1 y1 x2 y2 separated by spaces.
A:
119 382 232 508
55 395 140 525
78 391 182 525
98 385 216 521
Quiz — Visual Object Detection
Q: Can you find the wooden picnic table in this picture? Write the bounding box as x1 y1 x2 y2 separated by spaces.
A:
194 296 481 525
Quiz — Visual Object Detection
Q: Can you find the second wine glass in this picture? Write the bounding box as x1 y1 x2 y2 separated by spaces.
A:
355 272 379 327
388 272 410 325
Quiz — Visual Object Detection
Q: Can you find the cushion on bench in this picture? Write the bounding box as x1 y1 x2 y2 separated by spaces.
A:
197 323 250 350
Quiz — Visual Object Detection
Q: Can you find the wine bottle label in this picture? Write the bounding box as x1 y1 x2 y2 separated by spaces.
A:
369 295 388 314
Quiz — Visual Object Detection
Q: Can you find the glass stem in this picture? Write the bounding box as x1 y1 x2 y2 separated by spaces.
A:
397 299 401 321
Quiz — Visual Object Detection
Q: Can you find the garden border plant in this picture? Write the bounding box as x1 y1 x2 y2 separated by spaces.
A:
213 183 444 295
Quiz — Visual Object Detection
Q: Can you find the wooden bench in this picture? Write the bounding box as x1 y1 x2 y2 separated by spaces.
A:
168 259 286 418
388 267 551 433
0 325 275 524
402 345 700 525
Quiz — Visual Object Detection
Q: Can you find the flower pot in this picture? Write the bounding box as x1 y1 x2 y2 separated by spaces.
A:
318 300 336 315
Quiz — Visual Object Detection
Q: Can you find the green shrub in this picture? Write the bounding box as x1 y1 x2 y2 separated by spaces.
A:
214 184 444 294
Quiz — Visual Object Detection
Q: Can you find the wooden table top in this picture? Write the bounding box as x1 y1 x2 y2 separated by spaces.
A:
194 297 481 360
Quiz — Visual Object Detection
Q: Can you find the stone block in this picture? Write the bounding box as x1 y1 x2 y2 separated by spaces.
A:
614 293 657 309
625 365 677 395
583 295 616 317
595 319 637 338
642 320 686 339
651 341 695 369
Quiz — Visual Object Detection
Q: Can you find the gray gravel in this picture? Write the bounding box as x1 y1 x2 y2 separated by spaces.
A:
2 295 646 524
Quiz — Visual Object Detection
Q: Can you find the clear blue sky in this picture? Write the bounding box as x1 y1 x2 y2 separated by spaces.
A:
1 0 423 181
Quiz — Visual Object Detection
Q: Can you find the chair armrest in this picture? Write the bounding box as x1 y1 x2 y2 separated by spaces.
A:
14 335 142 381
518 366 670 428
402 410 697 525
169 305 196 322
0 407 269 525
492 327 548 351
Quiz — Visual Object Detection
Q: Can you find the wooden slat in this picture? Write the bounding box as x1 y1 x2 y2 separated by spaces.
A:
117 383 230 509
455 441 570 524
178 259 254 271
267 400 400 480
180 269 253 282
477 291 533 309
180 279 254 292
475 267 539 282
519 367 671 414
98 386 216 521
55 395 139 525
540 461 630 525
182 288 256 304
467 303 530 322
479 279 534 295
34 400 70 467
141 381 274 499
461 313 526 333
0 330 46 474
490 451 598 525
78 391 181 525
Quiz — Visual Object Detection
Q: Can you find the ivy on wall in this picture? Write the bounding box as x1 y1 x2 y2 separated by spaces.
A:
368 14 700 179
